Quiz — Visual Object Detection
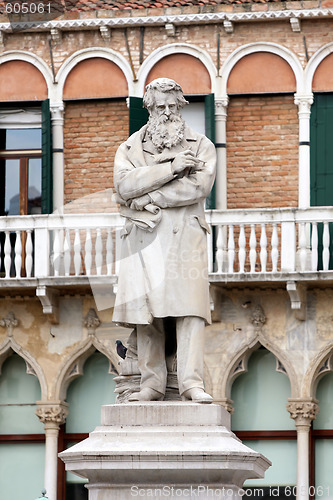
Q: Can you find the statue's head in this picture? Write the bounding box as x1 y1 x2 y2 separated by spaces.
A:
143 78 188 152
143 78 188 115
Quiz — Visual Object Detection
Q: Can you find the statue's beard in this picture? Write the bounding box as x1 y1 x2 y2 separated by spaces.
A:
146 114 185 153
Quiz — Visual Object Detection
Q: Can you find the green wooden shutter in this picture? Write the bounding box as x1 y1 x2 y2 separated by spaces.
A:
41 99 53 214
310 93 333 269
129 96 149 136
205 93 216 209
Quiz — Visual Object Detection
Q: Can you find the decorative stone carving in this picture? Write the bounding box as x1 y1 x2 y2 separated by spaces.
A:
290 17 301 32
100 26 111 40
0 312 18 337
0 31 5 50
50 28 62 43
223 19 234 33
36 401 69 425
84 308 101 335
286 281 306 320
287 399 319 427
165 23 176 37
36 286 59 324
251 305 266 328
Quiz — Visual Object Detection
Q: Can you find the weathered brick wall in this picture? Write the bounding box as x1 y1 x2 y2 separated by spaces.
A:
226 94 299 209
63 99 128 209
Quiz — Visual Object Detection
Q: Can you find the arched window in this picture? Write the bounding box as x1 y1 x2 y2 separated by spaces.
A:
313 372 333 498
226 52 298 210
59 351 116 500
231 348 296 498
0 354 45 498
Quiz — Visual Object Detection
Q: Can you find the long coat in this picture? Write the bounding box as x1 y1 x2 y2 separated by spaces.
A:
112 124 216 327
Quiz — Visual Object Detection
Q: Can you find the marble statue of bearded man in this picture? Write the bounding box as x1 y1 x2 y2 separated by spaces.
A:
113 78 216 403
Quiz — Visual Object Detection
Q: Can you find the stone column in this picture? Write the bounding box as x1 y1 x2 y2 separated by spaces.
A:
50 103 65 212
36 401 69 500
294 95 313 209
215 97 229 210
287 398 319 500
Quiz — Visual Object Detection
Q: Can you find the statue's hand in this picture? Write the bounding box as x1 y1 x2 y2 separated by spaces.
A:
171 150 205 175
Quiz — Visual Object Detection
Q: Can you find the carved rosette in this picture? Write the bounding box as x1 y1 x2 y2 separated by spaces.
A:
287 399 319 427
36 402 69 426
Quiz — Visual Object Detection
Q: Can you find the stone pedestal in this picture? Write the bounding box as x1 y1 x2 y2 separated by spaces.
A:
59 403 271 499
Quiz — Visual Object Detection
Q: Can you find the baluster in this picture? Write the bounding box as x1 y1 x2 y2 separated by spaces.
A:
228 225 235 274
14 231 22 278
106 228 113 275
4 231 11 278
25 230 33 278
249 224 257 273
52 229 61 276
271 223 279 273
74 228 81 276
216 225 224 273
64 228 71 277
95 228 103 276
85 228 92 276
260 224 267 273
299 222 307 272
311 222 318 272
323 221 330 271
238 224 246 273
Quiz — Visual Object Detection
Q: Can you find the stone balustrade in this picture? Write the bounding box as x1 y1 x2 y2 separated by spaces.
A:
0 207 333 282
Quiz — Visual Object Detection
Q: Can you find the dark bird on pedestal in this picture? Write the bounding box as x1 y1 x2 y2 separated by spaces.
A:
116 340 127 359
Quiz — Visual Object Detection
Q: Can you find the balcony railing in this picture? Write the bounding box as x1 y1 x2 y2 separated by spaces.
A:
0 207 333 283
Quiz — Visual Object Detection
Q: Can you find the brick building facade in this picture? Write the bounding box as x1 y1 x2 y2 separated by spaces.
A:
0 1 333 499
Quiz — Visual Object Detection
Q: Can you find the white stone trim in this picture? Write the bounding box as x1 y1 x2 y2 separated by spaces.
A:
136 43 217 96
55 47 134 101
0 50 54 100
0 8 332 33
55 336 119 401
304 41 333 94
220 42 304 95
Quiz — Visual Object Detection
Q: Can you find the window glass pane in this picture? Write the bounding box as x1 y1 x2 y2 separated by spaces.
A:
243 440 297 487
66 352 116 433
314 372 333 430
181 102 205 135
0 443 45 498
28 158 42 214
231 349 293 431
4 128 41 150
0 354 43 434
0 159 20 215
315 440 333 499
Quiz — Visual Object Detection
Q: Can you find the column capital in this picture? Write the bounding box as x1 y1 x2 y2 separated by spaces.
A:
36 401 69 426
287 398 319 427
294 94 314 115
215 97 229 116
50 103 65 123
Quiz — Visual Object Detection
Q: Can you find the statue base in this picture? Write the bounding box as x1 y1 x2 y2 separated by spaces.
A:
59 402 271 499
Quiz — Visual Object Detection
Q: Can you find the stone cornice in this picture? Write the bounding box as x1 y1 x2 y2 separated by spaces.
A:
0 8 332 33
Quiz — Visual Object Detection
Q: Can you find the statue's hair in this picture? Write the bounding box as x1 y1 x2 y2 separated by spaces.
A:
143 78 188 111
